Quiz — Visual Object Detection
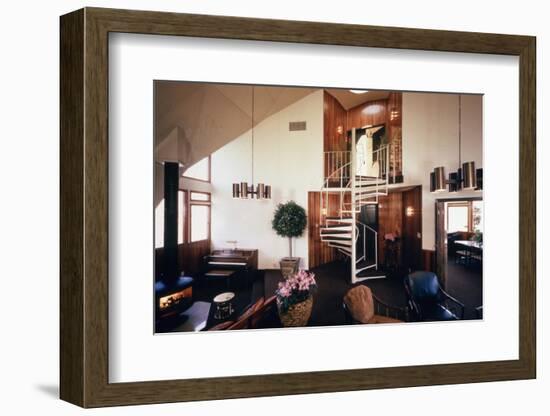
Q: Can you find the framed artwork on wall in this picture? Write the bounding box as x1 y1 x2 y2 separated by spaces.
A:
60 7 536 408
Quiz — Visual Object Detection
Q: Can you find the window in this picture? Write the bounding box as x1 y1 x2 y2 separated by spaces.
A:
177 190 186 244
154 188 210 245
190 204 210 242
445 200 483 234
183 156 210 182
447 203 469 233
154 200 164 248
154 190 187 248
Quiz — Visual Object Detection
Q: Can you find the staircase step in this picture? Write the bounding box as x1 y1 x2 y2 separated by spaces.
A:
320 229 351 235
355 268 386 280
321 223 353 231
328 240 353 247
325 216 354 222
355 179 387 186
321 187 351 192
322 237 352 243
321 226 351 231
355 175 378 180
356 260 377 273
337 247 352 255
355 193 386 199
356 259 375 268
321 236 351 242
354 188 385 194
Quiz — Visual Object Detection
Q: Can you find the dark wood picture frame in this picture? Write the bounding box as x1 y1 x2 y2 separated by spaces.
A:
60 7 536 408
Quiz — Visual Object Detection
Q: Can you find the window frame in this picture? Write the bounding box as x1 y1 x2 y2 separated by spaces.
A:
178 189 188 245
178 188 211 243
189 203 211 243
445 200 485 234
446 201 471 233
190 190 211 202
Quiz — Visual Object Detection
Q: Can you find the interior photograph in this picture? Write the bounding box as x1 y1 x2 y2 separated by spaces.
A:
153 82 484 333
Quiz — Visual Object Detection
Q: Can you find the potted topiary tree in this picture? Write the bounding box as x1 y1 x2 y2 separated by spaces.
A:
272 201 307 278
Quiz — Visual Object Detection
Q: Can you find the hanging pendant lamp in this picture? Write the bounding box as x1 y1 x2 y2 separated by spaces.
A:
430 94 482 192
232 86 271 199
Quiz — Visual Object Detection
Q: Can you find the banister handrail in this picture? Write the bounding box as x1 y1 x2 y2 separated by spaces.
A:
357 220 378 236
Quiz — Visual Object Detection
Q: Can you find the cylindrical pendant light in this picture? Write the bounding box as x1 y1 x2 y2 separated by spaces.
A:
432 166 446 192
256 183 265 200
475 168 483 191
429 94 480 193
240 182 248 198
448 171 459 193
231 86 271 199
232 183 240 198
462 161 476 189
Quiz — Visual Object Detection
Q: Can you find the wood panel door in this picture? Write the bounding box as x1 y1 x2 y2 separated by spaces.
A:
308 192 338 269
435 201 448 288
402 186 422 271
377 192 403 266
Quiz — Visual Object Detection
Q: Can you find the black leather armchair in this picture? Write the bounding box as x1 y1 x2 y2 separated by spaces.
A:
404 271 464 321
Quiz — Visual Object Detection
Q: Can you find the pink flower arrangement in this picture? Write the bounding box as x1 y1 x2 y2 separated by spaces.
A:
276 269 317 313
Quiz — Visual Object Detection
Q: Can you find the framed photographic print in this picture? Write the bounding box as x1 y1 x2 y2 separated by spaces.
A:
60 7 536 408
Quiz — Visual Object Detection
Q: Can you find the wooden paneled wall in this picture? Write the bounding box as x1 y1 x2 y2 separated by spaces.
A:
347 99 387 129
330 92 403 182
179 240 210 275
402 186 422 271
377 186 422 270
308 191 339 269
387 92 403 179
422 249 436 273
155 239 211 279
377 192 403 265
323 91 348 153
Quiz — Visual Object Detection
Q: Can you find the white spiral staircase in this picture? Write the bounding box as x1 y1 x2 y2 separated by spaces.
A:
320 128 390 283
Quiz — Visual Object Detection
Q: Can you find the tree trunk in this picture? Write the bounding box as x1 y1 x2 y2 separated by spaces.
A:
289 237 293 258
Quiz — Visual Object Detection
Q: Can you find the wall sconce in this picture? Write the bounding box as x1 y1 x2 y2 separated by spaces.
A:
405 206 415 217
336 125 343 135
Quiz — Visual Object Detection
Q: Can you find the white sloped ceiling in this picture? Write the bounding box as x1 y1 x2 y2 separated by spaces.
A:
155 82 315 168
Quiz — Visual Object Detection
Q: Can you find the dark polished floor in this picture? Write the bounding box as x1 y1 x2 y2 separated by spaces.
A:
446 255 483 319
261 258 482 325
163 256 482 332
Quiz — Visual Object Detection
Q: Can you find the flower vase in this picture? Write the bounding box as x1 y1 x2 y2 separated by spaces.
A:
277 296 313 327
279 257 299 279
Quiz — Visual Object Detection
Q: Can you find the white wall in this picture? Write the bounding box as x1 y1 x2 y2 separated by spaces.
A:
210 90 323 269
402 93 483 250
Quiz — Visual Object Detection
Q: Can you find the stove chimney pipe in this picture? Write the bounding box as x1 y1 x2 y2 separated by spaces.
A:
163 162 179 285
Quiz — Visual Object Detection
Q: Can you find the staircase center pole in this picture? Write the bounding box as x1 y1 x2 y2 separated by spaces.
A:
350 128 357 283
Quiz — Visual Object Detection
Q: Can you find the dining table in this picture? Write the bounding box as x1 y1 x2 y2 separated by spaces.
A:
454 239 483 263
